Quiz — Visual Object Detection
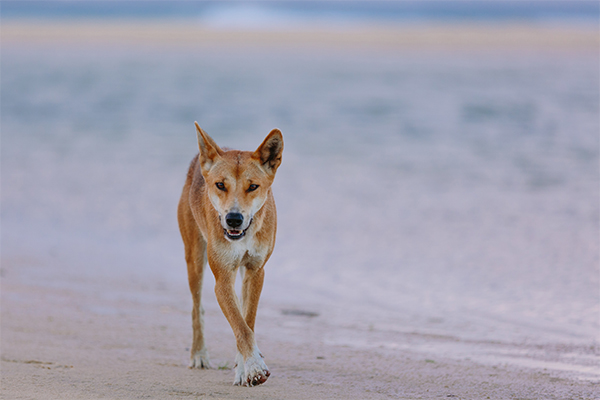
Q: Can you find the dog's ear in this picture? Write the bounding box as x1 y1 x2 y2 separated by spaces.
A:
195 122 222 173
254 129 283 175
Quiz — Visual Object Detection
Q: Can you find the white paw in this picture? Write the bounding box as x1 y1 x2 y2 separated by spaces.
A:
189 348 211 369
233 346 270 387
233 351 245 386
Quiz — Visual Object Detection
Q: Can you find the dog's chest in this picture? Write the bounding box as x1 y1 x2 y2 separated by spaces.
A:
222 236 268 268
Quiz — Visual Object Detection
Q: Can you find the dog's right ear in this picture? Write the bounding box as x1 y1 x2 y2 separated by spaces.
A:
195 122 222 173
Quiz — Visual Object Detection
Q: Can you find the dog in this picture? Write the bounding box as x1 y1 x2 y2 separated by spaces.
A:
177 122 283 387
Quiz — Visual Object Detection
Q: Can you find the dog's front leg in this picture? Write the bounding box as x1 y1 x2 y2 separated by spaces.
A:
241 266 264 332
212 266 269 387
235 266 269 386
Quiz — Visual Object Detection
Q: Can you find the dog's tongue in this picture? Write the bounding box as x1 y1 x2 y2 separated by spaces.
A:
228 230 241 235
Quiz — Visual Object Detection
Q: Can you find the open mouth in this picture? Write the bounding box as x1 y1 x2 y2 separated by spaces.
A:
224 219 252 241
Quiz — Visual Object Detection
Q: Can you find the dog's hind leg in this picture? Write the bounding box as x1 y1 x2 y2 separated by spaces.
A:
178 168 211 369
185 234 211 369
179 189 211 369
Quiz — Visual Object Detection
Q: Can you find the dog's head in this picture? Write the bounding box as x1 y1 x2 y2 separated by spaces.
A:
195 122 283 241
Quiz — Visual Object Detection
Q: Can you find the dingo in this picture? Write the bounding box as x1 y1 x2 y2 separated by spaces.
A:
177 122 283 387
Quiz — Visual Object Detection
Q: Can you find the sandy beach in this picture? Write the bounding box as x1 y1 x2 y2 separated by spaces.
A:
2 271 598 400
2 20 599 50
2 21 599 399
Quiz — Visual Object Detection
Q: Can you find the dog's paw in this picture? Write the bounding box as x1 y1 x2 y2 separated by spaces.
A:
233 352 245 386
189 348 211 369
243 348 270 387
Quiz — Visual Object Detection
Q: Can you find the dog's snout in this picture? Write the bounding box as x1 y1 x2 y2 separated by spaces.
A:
225 212 244 228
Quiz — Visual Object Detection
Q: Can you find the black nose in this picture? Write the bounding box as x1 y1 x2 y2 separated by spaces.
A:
225 212 244 228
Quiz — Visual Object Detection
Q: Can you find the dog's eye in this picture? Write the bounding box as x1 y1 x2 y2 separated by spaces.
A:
215 182 226 191
247 184 259 192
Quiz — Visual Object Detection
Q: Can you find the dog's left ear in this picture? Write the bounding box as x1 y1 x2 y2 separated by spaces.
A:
254 129 283 175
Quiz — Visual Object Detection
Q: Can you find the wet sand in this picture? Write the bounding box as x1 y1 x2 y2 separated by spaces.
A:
2 265 598 399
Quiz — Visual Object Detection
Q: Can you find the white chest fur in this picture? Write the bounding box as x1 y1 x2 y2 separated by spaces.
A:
214 233 269 270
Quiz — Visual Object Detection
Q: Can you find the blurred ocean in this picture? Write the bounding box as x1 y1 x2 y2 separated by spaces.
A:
1 2 599 381
2 0 599 26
